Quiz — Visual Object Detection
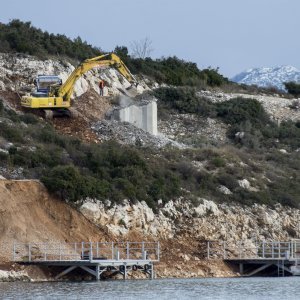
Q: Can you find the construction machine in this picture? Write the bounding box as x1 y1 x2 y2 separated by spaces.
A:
21 53 137 118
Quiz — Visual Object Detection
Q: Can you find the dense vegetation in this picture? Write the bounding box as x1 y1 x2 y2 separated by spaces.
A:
0 20 102 61
284 81 300 97
0 97 299 208
0 20 228 88
154 87 300 150
0 100 182 208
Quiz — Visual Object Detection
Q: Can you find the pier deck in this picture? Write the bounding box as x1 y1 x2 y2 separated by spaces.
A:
207 239 300 277
13 241 159 280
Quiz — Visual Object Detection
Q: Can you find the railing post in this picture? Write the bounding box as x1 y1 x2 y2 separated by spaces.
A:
262 241 265 258
111 242 114 260
89 242 93 261
142 241 145 260
96 242 99 258
278 242 281 258
157 242 160 261
143 250 147 260
44 243 47 261
13 242 15 261
28 243 31 262
126 242 129 260
207 241 210 259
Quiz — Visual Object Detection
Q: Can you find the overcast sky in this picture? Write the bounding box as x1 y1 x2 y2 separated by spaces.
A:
1 0 299 77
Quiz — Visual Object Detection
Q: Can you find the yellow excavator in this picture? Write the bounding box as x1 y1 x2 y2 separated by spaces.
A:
21 53 137 118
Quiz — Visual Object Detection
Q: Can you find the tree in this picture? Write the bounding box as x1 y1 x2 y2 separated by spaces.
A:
130 37 153 59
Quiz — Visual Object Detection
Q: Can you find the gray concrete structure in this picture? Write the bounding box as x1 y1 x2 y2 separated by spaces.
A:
112 100 157 135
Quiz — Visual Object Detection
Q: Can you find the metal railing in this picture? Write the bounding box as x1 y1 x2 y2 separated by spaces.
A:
207 239 300 260
12 241 160 262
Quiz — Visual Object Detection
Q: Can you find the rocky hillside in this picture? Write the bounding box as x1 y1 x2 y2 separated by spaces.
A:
0 52 300 280
232 65 300 91
0 53 148 97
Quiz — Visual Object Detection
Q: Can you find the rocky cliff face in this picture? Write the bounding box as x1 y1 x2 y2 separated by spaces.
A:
80 197 300 245
78 197 300 277
0 53 148 97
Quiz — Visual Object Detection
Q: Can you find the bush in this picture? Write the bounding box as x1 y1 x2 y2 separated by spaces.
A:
284 82 300 97
216 97 270 127
210 157 226 168
154 87 215 116
20 113 38 124
41 165 82 201
0 123 24 143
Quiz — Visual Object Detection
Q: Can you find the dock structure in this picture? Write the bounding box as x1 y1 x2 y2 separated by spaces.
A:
13 241 160 280
207 239 300 277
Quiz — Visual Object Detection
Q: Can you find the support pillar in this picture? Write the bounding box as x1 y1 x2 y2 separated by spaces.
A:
150 263 154 279
96 265 100 281
239 263 243 275
123 264 127 280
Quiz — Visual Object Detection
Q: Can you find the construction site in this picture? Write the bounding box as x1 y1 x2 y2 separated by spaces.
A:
0 30 299 283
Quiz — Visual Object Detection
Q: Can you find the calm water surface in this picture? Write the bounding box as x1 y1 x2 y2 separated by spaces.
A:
0 277 300 300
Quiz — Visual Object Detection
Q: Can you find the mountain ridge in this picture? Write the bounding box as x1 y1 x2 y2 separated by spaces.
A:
232 65 300 90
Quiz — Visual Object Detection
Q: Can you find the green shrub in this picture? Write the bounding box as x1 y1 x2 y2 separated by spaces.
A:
0 151 8 162
20 113 38 124
216 97 270 127
217 173 238 190
0 123 24 143
42 165 110 202
210 157 226 168
154 87 215 116
284 82 300 97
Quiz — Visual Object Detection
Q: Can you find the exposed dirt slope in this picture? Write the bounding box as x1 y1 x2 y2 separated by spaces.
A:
0 179 109 263
52 89 111 143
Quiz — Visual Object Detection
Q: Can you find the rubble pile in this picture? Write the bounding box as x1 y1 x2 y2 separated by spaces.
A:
91 120 186 149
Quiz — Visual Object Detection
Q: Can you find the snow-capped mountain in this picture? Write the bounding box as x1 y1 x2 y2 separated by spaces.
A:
231 66 300 90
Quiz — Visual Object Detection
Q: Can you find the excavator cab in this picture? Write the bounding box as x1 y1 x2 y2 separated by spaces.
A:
32 75 62 97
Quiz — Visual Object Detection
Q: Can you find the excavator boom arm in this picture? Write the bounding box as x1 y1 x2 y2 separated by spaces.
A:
56 53 136 101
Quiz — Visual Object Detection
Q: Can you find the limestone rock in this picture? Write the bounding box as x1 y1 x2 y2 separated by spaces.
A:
79 201 101 223
218 185 232 195
238 179 251 190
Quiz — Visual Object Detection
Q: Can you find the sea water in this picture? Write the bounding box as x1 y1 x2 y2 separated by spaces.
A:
0 277 300 300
